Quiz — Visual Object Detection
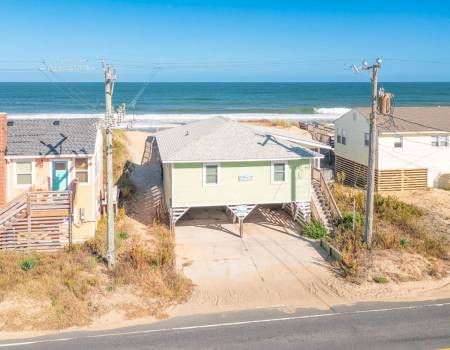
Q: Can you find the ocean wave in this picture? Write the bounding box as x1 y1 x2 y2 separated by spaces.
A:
8 110 348 128
314 107 350 115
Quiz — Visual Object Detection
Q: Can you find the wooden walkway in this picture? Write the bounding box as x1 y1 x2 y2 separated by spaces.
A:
126 136 164 225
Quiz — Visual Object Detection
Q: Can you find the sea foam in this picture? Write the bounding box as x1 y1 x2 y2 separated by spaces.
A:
8 109 349 128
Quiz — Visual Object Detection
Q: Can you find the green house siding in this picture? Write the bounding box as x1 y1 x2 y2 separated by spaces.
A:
171 160 311 207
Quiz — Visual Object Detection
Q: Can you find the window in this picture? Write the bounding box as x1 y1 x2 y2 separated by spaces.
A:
394 135 403 148
16 160 32 185
337 128 342 144
273 162 286 183
75 158 89 183
439 136 449 147
341 129 347 145
364 132 370 146
432 135 448 147
205 164 218 185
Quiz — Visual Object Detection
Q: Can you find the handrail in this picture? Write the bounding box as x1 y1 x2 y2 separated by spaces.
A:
312 167 342 222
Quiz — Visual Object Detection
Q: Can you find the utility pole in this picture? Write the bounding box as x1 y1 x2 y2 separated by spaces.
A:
362 58 382 246
104 63 116 268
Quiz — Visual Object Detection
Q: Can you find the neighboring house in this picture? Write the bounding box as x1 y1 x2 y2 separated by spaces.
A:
155 116 333 230
0 113 103 246
334 107 450 191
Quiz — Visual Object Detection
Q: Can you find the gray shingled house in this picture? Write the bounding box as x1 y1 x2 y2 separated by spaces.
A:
0 113 103 248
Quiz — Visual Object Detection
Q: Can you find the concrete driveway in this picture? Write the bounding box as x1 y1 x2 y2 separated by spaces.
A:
172 206 345 316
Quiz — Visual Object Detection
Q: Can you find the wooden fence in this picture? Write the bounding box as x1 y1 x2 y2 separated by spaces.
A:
0 191 74 251
335 156 428 192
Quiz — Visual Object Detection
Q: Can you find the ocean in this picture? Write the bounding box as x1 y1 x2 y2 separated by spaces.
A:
1 82 449 127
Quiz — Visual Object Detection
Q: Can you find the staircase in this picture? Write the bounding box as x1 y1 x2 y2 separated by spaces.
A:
0 193 28 228
311 179 335 233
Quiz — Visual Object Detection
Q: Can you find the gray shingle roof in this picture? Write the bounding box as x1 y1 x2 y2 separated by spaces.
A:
6 118 99 157
156 116 320 163
355 107 450 133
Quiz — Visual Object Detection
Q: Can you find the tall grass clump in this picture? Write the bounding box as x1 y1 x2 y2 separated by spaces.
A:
302 219 328 239
329 183 449 277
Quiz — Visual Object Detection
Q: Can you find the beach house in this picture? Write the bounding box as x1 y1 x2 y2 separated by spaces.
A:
156 117 340 232
0 113 103 249
334 107 450 191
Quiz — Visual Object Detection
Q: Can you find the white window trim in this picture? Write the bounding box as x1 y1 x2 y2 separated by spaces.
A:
13 159 35 187
341 129 347 145
364 132 370 147
271 160 288 184
432 135 449 148
75 157 91 186
203 162 220 186
394 135 403 148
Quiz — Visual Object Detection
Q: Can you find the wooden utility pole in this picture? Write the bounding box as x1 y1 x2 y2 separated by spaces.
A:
362 58 382 246
104 63 116 268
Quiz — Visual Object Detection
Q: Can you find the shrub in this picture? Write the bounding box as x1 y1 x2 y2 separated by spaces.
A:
399 237 410 248
342 212 362 231
373 276 389 284
21 257 38 271
119 231 129 240
302 220 328 239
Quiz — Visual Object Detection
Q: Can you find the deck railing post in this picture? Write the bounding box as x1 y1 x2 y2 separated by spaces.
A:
27 193 31 249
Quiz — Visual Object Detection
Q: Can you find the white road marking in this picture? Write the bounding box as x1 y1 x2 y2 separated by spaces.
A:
1 301 449 348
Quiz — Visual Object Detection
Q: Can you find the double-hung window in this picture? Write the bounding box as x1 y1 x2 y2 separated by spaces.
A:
364 132 370 146
337 128 342 144
394 135 403 148
272 162 287 183
204 164 218 185
16 160 32 185
341 129 347 145
432 135 448 147
75 158 89 183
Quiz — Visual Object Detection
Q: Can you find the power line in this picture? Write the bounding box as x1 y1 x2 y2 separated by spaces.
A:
38 68 98 112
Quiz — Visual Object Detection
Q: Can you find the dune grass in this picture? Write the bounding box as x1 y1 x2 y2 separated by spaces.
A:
0 215 192 331
329 184 449 278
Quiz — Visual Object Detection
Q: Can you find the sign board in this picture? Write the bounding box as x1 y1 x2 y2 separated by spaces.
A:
238 174 254 182
235 205 247 218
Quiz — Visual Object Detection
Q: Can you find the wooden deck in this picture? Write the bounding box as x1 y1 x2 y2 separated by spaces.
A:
0 190 75 251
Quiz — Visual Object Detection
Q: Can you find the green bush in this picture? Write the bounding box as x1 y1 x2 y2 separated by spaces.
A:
399 237 410 248
342 212 362 231
373 276 389 284
119 231 129 240
21 257 38 271
302 219 328 239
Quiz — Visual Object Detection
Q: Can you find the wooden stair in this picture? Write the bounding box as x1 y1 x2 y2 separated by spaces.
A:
311 179 335 233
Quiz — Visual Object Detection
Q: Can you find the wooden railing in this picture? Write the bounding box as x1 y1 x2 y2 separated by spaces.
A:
0 190 73 251
312 167 343 223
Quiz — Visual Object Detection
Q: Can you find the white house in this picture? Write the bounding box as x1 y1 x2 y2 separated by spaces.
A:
334 107 450 191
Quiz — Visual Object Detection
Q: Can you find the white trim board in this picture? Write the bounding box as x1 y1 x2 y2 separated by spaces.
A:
163 156 323 164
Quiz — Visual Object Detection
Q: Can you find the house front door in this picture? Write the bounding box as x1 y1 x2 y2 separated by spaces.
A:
52 161 69 191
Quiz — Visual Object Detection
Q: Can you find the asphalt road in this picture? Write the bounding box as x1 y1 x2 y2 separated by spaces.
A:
1 299 449 349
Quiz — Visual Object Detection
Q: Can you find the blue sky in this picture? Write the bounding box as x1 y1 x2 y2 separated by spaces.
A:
0 0 449 82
